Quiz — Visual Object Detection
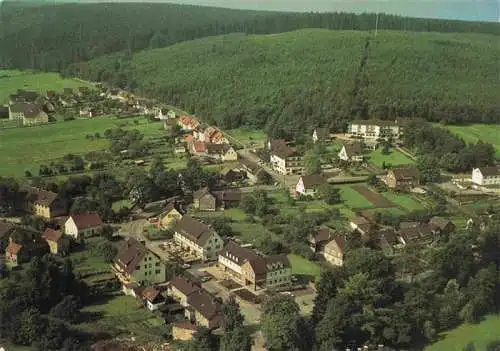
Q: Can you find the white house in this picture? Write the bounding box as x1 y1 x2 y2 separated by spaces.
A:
268 140 303 175
338 143 364 162
295 174 327 197
141 287 166 311
312 128 330 143
472 167 500 186
64 213 103 241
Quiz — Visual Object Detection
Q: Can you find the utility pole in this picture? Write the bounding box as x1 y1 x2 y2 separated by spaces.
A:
375 13 379 38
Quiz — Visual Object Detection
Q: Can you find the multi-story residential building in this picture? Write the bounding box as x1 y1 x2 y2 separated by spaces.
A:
268 139 303 175
323 235 346 266
167 276 202 307
113 238 166 287
385 167 420 191
173 216 223 261
472 166 500 186
348 119 408 140
218 241 292 291
22 187 67 219
186 289 222 329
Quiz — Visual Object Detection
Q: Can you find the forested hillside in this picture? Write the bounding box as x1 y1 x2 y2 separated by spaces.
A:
0 0 499 72
67 29 500 135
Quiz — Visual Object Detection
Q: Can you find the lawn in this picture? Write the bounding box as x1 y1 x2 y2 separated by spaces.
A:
426 315 500 351
226 128 268 147
112 199 133 211
0 69 93 104
336 184 374 209
438 123 500 158
79 295 165 342
0 116 166 177
368 148 415 168
382 192 426 211
287 253 321 281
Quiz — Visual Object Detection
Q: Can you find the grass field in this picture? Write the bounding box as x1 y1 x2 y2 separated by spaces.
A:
79 295 165 342
438 123 500 158
0 116 165 177
382 192 426 211
426 315 500 351
287 253 321 281
368 148 415 168
336 184 374 209
226 128 267 147
0 69 93 104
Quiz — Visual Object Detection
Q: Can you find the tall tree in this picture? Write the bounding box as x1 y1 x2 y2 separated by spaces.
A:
261 295 301 351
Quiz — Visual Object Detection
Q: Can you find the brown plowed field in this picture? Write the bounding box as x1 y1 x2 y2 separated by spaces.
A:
352 185 394 207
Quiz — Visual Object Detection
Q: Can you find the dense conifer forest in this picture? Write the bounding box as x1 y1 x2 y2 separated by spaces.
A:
67 29 500 135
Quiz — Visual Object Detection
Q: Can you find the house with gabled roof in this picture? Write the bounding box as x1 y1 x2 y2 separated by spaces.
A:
112 238 166 286
323 234 346 266
158 202 184 229
186 289 223 329
386 167 420 191
472 166 500 186
141 286 166 311
42 228 70 255
22 187 67 219
296 174 327 197
428 217 456 235
6 238 49 267
338 142 364 162
173 216 223 261
308 226 335 253
268 139 303 175
312 128 331 143
192 187 217 211
0 221 16 253
206 143 237 161
167 276 202 307
178 115 200 131
64 212 103 241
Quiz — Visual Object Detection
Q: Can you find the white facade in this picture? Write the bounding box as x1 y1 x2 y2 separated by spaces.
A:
472 168 500 186
174 231 223 261
270 154 303 175
348 121 403 140
64 217 102 241
295 177 316 196
338 146 363 162
218 254 243 275
147 299 165 311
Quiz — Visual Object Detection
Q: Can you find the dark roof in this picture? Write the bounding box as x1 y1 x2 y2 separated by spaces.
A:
0 221 15 238
169 276 201 296
174 216 217 246
42 228 64 242
301 174 327 188
343 142 364 157
10 103 44 117
69 213 103 230
193 187 215 200
429 217 454 231
115 238 148 274
187 289 222 322
391 167 420 181
266 255 291 271
23 187 58 206
314 128 330 139
269 139 299 159
212 189 243 202
478 166 500 177
221 241 262 266
349 119 410 127
309 227 334 244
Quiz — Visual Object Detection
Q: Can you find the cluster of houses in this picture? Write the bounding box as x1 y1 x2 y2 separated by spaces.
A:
308 215 457 267
2 211 103 267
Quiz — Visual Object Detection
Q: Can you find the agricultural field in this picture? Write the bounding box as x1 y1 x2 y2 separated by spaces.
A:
335 184 375 209
426 315 500 351
0 69 93 104
0 116 167 177
368 148 415 168
382 191 427 212
437 123 500 158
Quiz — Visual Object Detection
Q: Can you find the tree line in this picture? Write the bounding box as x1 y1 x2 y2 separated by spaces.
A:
1 1 499 72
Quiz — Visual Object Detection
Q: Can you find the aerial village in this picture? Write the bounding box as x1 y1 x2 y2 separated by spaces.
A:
1 84 499 349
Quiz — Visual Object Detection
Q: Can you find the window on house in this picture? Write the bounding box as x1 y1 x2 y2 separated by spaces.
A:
155 262 160 266
155 270 160 274
136 265 140 270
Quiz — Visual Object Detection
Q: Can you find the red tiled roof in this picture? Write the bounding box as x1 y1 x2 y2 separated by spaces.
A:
6 242 22 255
193 141 206 153
141 286 161 302
69 212 102 230
42 228 63 242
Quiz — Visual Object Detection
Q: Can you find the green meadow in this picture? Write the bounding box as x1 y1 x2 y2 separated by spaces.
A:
438 123 500 158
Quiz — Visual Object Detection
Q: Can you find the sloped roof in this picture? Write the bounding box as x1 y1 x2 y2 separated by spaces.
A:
351 216 370 226
270 139 299 159
221 241 262 266
477 166 500 177
193 187 214 200
391 167 420 181
325 234 346 254
141 286 162 302
42 228 64 242
349 119 409 127
174 215 216 246
187 289 222 322
10 103 44 118
266 255 291 271
309 227 334 244
160 202 184 217
115 238 148 274
212 189 242 202
23 187 58 206
69 212 103 230
429 217 454 231
343 143 364 157
169 276 201 297
193 141 206 153
314 128 330 139
301 174 327 188
206 143 230 155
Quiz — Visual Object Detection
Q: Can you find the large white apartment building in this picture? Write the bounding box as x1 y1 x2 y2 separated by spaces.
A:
348 119 408 140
